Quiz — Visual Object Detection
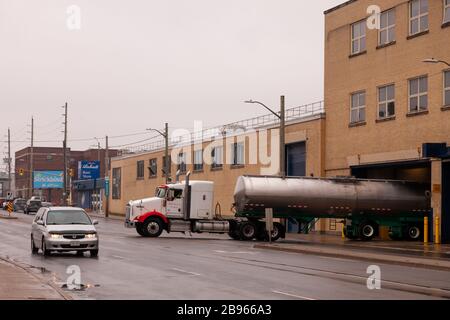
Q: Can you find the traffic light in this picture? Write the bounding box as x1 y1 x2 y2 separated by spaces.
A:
19 168 24 176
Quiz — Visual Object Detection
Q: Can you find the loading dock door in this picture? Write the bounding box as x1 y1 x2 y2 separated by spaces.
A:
286 142 306 177
442 162 450 243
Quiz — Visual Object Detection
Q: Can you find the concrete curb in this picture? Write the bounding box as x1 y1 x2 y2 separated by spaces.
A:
0 215 18 219
254 244 450 271
0 256 72 300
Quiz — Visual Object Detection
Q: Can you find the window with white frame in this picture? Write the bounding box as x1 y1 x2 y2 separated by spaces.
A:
350 91 366 123
409 76 428 113
409 0 428 35
445 0 450 23
193 149 203 171
211 146 223 169
444 71 450 106
232 142 245 166
351 20 366 55
379 9 396 45
378 84 395 119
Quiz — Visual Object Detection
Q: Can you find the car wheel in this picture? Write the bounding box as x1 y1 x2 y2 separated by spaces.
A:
31 236 38 254
142 217 164 237
42 238 51 256
90 249 99 258
76 251 84 257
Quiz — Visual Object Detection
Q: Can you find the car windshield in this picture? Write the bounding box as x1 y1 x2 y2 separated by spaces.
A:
46 210 92 225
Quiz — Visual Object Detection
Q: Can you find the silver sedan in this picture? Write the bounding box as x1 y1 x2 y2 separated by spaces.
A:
31 206 99 257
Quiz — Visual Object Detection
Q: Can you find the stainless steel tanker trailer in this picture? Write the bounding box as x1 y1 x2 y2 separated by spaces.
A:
230 175 431 241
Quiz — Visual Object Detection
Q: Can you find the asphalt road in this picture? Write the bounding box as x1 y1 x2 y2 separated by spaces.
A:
1 210 449 300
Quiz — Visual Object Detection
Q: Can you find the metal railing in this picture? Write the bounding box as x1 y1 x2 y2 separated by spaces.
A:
117 100 324 156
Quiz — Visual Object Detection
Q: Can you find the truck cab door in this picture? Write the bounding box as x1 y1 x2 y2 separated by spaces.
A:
165 188 184 219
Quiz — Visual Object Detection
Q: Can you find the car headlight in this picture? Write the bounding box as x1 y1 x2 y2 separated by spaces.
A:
49 234 63 239
85 233 97 239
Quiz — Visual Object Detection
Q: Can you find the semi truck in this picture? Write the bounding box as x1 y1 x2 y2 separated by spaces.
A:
125 173 431 241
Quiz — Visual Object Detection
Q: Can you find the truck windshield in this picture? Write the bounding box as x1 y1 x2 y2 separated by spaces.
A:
155 187 167 198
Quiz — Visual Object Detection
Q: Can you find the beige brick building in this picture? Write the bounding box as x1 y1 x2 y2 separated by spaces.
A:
324 0 450 241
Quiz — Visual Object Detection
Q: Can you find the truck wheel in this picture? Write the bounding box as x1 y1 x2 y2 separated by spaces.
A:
239 221 257 241
135 224 146 237
406 224 422 241
270 222 284 242
359 221 377 241
142 217 164 238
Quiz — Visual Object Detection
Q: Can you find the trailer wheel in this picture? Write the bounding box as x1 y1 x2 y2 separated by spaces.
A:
359 221 377 241
270 222 284 242
406 224 422 241
239 221 257 241
142 217 164 238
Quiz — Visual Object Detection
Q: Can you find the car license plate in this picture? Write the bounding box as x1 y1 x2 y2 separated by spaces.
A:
70 241 80 247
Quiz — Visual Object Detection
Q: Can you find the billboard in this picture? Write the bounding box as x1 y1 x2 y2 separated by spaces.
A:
33 171 64 189
78 161 100 180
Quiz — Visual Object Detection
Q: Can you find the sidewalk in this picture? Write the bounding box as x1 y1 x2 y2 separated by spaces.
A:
0 258 69 300
255 233 450 270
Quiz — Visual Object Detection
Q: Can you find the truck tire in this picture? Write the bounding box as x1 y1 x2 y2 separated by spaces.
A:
228 220 240 240
405 224 422 241
239 221 257 241
359 221 377 241
135 224 146 237
270 222 284 242
142 217 164 238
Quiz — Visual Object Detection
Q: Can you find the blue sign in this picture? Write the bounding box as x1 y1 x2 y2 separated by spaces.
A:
105 177 110 197
78 161 100 180
33 171 64 189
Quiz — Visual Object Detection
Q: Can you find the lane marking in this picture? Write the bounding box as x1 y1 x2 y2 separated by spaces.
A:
272 290 316 300
214 250 255 255
171 268 201 276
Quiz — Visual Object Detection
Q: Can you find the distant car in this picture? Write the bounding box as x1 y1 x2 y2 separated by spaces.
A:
41 201 53 208
25 200 42 215
31 207 99 257
13 198 27 212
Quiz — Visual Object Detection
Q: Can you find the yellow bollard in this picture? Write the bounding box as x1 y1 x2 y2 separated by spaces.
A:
435 216 441 245
341 224 345 239
424 216 428 244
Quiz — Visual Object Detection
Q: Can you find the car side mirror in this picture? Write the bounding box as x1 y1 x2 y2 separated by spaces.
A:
36 220 44 226
93 220 99 225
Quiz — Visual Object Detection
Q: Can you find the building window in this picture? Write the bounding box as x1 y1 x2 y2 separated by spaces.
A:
193 149 203 171
445 0 450 23
379 9 396 45
148 158 157 178
378 84 395 119
162 155 171 176
112 168 121 200
445 71 450 106
409 76 428 113
177 152 186 173
211 146 223 169
231 142 245 166
351 20 366 55
136 160 144 179
350 91 366 123
409 0 428 35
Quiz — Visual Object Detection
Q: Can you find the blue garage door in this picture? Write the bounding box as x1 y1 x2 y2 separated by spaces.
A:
286 142 306 177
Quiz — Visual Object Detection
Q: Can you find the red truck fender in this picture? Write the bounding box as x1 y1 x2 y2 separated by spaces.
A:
134 210 169 225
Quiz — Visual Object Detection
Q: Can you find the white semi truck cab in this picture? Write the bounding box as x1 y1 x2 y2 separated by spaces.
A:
125 173 231 237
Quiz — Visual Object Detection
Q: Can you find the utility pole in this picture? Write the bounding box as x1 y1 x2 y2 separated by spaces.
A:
164 122 169 184
104 135 109 217
280 96 286 179
7 128 11 196
63 103 68 206
29 117 34 199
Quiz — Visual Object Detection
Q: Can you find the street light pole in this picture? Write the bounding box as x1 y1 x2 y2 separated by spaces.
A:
245 96 286 178
422 58 450 67
147 123 170 184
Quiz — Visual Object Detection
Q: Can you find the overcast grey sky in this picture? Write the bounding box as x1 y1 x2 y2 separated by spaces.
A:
0 0 343 164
